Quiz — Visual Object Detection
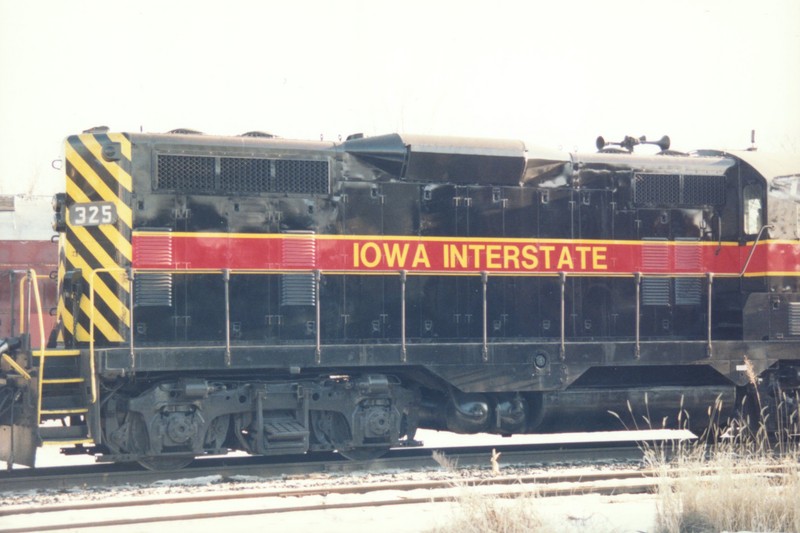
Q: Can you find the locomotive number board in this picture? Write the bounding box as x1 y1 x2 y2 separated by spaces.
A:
68 202 118 227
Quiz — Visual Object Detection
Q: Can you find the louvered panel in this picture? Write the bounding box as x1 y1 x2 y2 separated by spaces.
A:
133 232 173 267
675 239 702 306
134 230 173 307
281 232 316 306
642 238 669 306
281 233 316 268
642 278 670 306
641 240 669 272
789 302 800 336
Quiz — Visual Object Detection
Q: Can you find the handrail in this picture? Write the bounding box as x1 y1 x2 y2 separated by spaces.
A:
481 271 489 361
740 224 774 277
2 353 31 380
26 270 48 423
18 275 27 337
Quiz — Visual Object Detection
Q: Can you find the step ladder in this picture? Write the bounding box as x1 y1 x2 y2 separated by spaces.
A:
262 418 310 454
15 269 95 447
36 349 93 446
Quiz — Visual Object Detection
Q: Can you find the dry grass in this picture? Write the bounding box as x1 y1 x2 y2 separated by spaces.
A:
429 450 553 532
432 381 800 533
643 375 800 533
428 450 598 533
650 440 800 533
429 491 552 533
432 436 800 533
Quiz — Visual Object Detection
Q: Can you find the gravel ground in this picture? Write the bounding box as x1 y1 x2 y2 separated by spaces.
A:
1 462 660 532
1 430 684 531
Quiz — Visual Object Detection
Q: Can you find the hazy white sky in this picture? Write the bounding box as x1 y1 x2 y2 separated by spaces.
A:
1 0 798 196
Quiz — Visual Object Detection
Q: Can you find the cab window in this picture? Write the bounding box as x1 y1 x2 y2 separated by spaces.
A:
743 183 763 235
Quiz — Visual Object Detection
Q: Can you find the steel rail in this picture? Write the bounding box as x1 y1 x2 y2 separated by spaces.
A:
5 464 796 532
0 440 650 491
0 469 659 532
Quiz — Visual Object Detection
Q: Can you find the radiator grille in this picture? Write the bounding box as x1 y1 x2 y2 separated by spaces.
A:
634 174 681 205
157 155 329 194
157 155 216 190
634 173 725 207
219 158 274 193
683 175 726 206
274 160 329 194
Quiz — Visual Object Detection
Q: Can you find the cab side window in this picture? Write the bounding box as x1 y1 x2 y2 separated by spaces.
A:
743 183 763 235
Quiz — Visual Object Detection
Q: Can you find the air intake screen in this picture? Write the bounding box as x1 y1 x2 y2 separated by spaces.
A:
156 155 329 194
634 173 725 207
157 155 216 190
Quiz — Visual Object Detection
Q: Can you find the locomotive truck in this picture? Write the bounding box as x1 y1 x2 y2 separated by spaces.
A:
1 128 799 469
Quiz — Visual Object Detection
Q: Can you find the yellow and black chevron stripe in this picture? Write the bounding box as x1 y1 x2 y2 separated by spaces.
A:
59 133 132 345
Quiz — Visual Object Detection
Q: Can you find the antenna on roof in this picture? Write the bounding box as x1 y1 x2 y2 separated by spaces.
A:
748 129 757 151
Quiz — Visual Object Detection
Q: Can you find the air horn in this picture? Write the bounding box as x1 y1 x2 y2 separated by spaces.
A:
596 135 671 152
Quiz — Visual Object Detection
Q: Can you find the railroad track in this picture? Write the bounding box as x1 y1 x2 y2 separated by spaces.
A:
1 466 659 532
5 438 794 532
0 439 652 492
4 460 798 532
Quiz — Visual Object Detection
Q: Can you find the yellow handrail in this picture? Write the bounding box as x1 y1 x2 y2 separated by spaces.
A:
1 353 31 380
26 270 48 423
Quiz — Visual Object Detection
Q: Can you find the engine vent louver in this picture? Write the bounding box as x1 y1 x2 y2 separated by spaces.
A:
789 303 800 336
156 154 329 195
134 230 174 307
674 239 702 306
641 239 670 306
281 232 316 307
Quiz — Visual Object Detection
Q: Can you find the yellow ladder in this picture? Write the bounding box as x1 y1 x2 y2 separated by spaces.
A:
18 271 94 446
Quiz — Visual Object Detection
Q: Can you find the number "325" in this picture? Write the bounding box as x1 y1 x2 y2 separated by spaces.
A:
68 202 118 226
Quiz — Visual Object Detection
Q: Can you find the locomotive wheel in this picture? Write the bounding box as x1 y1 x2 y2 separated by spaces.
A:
327 412 391 461
311 410 391 460
137 454 195 471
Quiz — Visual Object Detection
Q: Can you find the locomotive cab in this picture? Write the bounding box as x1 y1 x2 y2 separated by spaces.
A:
733 150 800 341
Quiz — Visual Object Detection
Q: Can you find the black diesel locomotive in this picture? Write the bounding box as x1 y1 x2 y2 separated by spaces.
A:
2 129 800 469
